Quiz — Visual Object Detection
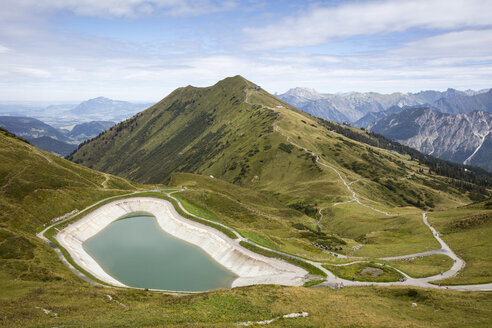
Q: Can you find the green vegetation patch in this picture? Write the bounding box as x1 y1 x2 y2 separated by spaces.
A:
303 279 326 287
239 241 326 278
173 193 221 222
428 209 492 285
445 212 491 233
385 254 454 278
323 262 403 282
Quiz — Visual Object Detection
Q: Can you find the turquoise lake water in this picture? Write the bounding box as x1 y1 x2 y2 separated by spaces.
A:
83 215 237 291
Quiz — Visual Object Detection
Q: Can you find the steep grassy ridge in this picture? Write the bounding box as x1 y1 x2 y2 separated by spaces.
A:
0 127 141 283
69 76 488 212
69 76 279 184
67 76 491 264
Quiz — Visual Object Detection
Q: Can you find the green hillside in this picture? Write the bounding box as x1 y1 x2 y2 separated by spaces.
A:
2 120 492 327
0 127 142 282
69 76 489 211
66 75 492 272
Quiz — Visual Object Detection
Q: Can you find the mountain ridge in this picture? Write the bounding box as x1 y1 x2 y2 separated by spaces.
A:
371 107 492 171
69 76 490 210
278 87 491 123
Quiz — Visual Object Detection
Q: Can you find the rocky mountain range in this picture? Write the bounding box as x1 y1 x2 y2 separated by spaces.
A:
432 90 492 114
278 87 491 123
278 87 491 172
371 108 491 172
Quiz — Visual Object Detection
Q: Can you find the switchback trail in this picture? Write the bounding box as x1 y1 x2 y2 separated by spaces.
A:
39 189 491 292
243 90 490 290
37 90 492 292
273 120 390 216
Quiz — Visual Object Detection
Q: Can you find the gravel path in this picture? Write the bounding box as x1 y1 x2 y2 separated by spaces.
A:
270 112 491 291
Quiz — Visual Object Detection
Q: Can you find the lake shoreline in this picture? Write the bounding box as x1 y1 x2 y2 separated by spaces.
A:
55 197 308 291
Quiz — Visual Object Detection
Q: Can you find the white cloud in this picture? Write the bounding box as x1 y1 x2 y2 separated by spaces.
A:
0 0 490 100
0 0 237 19
392 29 492 59
244 0 492 49
10 66 52 78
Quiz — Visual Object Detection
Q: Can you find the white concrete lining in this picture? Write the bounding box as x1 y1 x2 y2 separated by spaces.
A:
55 197 308 289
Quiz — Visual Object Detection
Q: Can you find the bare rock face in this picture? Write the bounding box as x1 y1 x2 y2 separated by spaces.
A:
371 107 492 171
278 87 491 124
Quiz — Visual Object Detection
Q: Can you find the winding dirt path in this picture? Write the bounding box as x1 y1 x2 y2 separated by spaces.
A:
38 190 491 291
26 144 52 163
36 91 492 292
273 120 391 216
266 107 490 290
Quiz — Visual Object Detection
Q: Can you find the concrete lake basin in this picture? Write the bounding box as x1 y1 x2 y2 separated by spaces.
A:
55 197 308 291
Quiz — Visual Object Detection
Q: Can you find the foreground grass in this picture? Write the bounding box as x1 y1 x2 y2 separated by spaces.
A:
386 255 454 278
323 262 403 282
1 275 491 327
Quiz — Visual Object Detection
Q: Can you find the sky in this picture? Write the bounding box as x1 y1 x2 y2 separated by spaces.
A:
0 0 491 101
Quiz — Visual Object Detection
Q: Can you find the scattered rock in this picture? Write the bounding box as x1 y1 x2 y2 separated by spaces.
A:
361 267 384 277
36 307 58 317
237 312 309 326
106 294 126 307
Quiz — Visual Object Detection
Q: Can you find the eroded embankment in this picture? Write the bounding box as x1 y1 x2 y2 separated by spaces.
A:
55 197 308 289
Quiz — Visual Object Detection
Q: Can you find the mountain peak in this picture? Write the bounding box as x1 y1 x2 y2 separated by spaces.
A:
284 87 322 99
215 75 251 88
82 96 109 102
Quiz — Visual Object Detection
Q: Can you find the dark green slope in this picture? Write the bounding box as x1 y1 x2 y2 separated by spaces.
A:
69 76 290 183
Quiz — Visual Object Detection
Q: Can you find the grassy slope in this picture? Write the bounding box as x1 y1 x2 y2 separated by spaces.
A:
68 76 484 211
0 128 143 284
2 280 491 327
1 127 492 326
169 173 334 259
386 255 454 278
67 76 488 263
322 262 403 282
427 200 492 285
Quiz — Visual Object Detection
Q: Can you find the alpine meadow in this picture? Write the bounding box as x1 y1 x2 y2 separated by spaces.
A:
1 1 492 327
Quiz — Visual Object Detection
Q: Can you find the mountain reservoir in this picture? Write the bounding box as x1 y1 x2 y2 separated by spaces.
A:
83 215 237 291
55 197 307 291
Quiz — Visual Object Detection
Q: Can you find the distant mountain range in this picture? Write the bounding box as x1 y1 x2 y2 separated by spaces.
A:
278 87 491 123
0 96 151 156
66 120 115 143
278 87 492 172
0 116 116 156
0 97 152 129
69 97 151 120
0 116 70 142
371 108 491 172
